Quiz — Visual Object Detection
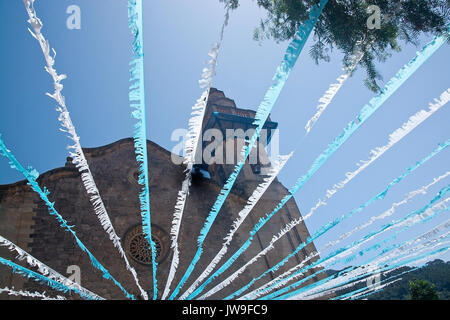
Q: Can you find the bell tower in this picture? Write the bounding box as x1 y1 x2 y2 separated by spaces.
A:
195 88 278 182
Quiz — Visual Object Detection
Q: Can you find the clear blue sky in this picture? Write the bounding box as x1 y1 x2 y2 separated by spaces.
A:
0 0 449 266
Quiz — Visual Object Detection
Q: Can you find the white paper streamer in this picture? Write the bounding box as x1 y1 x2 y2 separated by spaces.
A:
239 251 319 300
304 0 408 135
220 143 449 299
305 48 365 133
22 0 146 299
343 278 403 300
319 197 450 267
216 38 449 301
333 243 450 301
198 207 311 299
0 287 66 300
242 171 449 300
338 235 450 301
180 154 292 299
322 171 450 251
304 88 450 221
162 5 231 300
277 200 450 300
299 231 450 300
246 191 450 300
0 235 103 300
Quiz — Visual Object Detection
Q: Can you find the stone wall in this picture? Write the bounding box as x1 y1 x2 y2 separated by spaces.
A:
0 88 325 300
0 138 323 300
0 181 38 300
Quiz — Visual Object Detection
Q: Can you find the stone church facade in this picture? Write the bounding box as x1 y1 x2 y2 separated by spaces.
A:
0 89 323 300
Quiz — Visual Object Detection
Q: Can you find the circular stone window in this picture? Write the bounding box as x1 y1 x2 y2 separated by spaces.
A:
124 225 168 265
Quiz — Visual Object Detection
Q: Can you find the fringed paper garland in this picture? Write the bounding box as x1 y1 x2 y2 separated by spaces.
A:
0 136 134 300
243 171 449 299
322 267 413 300
239 251 319 300
287 27 449 196
304 48 365 133
257 188 450 300
0 287 67 300
127 0 158 299
204 193 450 300
289 232 450 301
162 4 231 300
224 142 450 300
346 198 450 264
217 33 450 294
11 0 448 302
278 222 450 300
304 88 450 221
170 0 330 300
179 5 448 301
327 236 449 300
303 265 412 301
273 174 450 300
304 0 408 134
198 213 305 299
322 171 450 252
191 88 450 298
343 277 405 301
22 0 146 299
243 145 450 299
310 229 450 300
341 276 407 300
180 154 292 300
0 257 90 299
0 235 103 300
273 240 442 300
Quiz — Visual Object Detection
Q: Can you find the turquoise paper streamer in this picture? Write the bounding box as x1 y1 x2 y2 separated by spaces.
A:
226 140 449 300
128 0 158 299
260 185 450 300
333 266 418 300
195 32 448 300
283 225 449 300
278 244 449 300
0 257 103 300
171 0 330 300
0 134 134 300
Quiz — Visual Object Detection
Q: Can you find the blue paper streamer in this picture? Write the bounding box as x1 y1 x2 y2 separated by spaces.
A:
259 185 450 300
226 140 450 300
265 205 450 300
305 229 450 300
328 241 445 300
191 32 448 300
269 240 434 300
170 0 330 300
334 266 418 300
0 134 135 300
0 257 102 300
128 0 158 299
344 208 450 265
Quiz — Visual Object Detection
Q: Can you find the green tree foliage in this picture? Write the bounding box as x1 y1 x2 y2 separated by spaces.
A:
409 279 440 300
221 0 450 91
